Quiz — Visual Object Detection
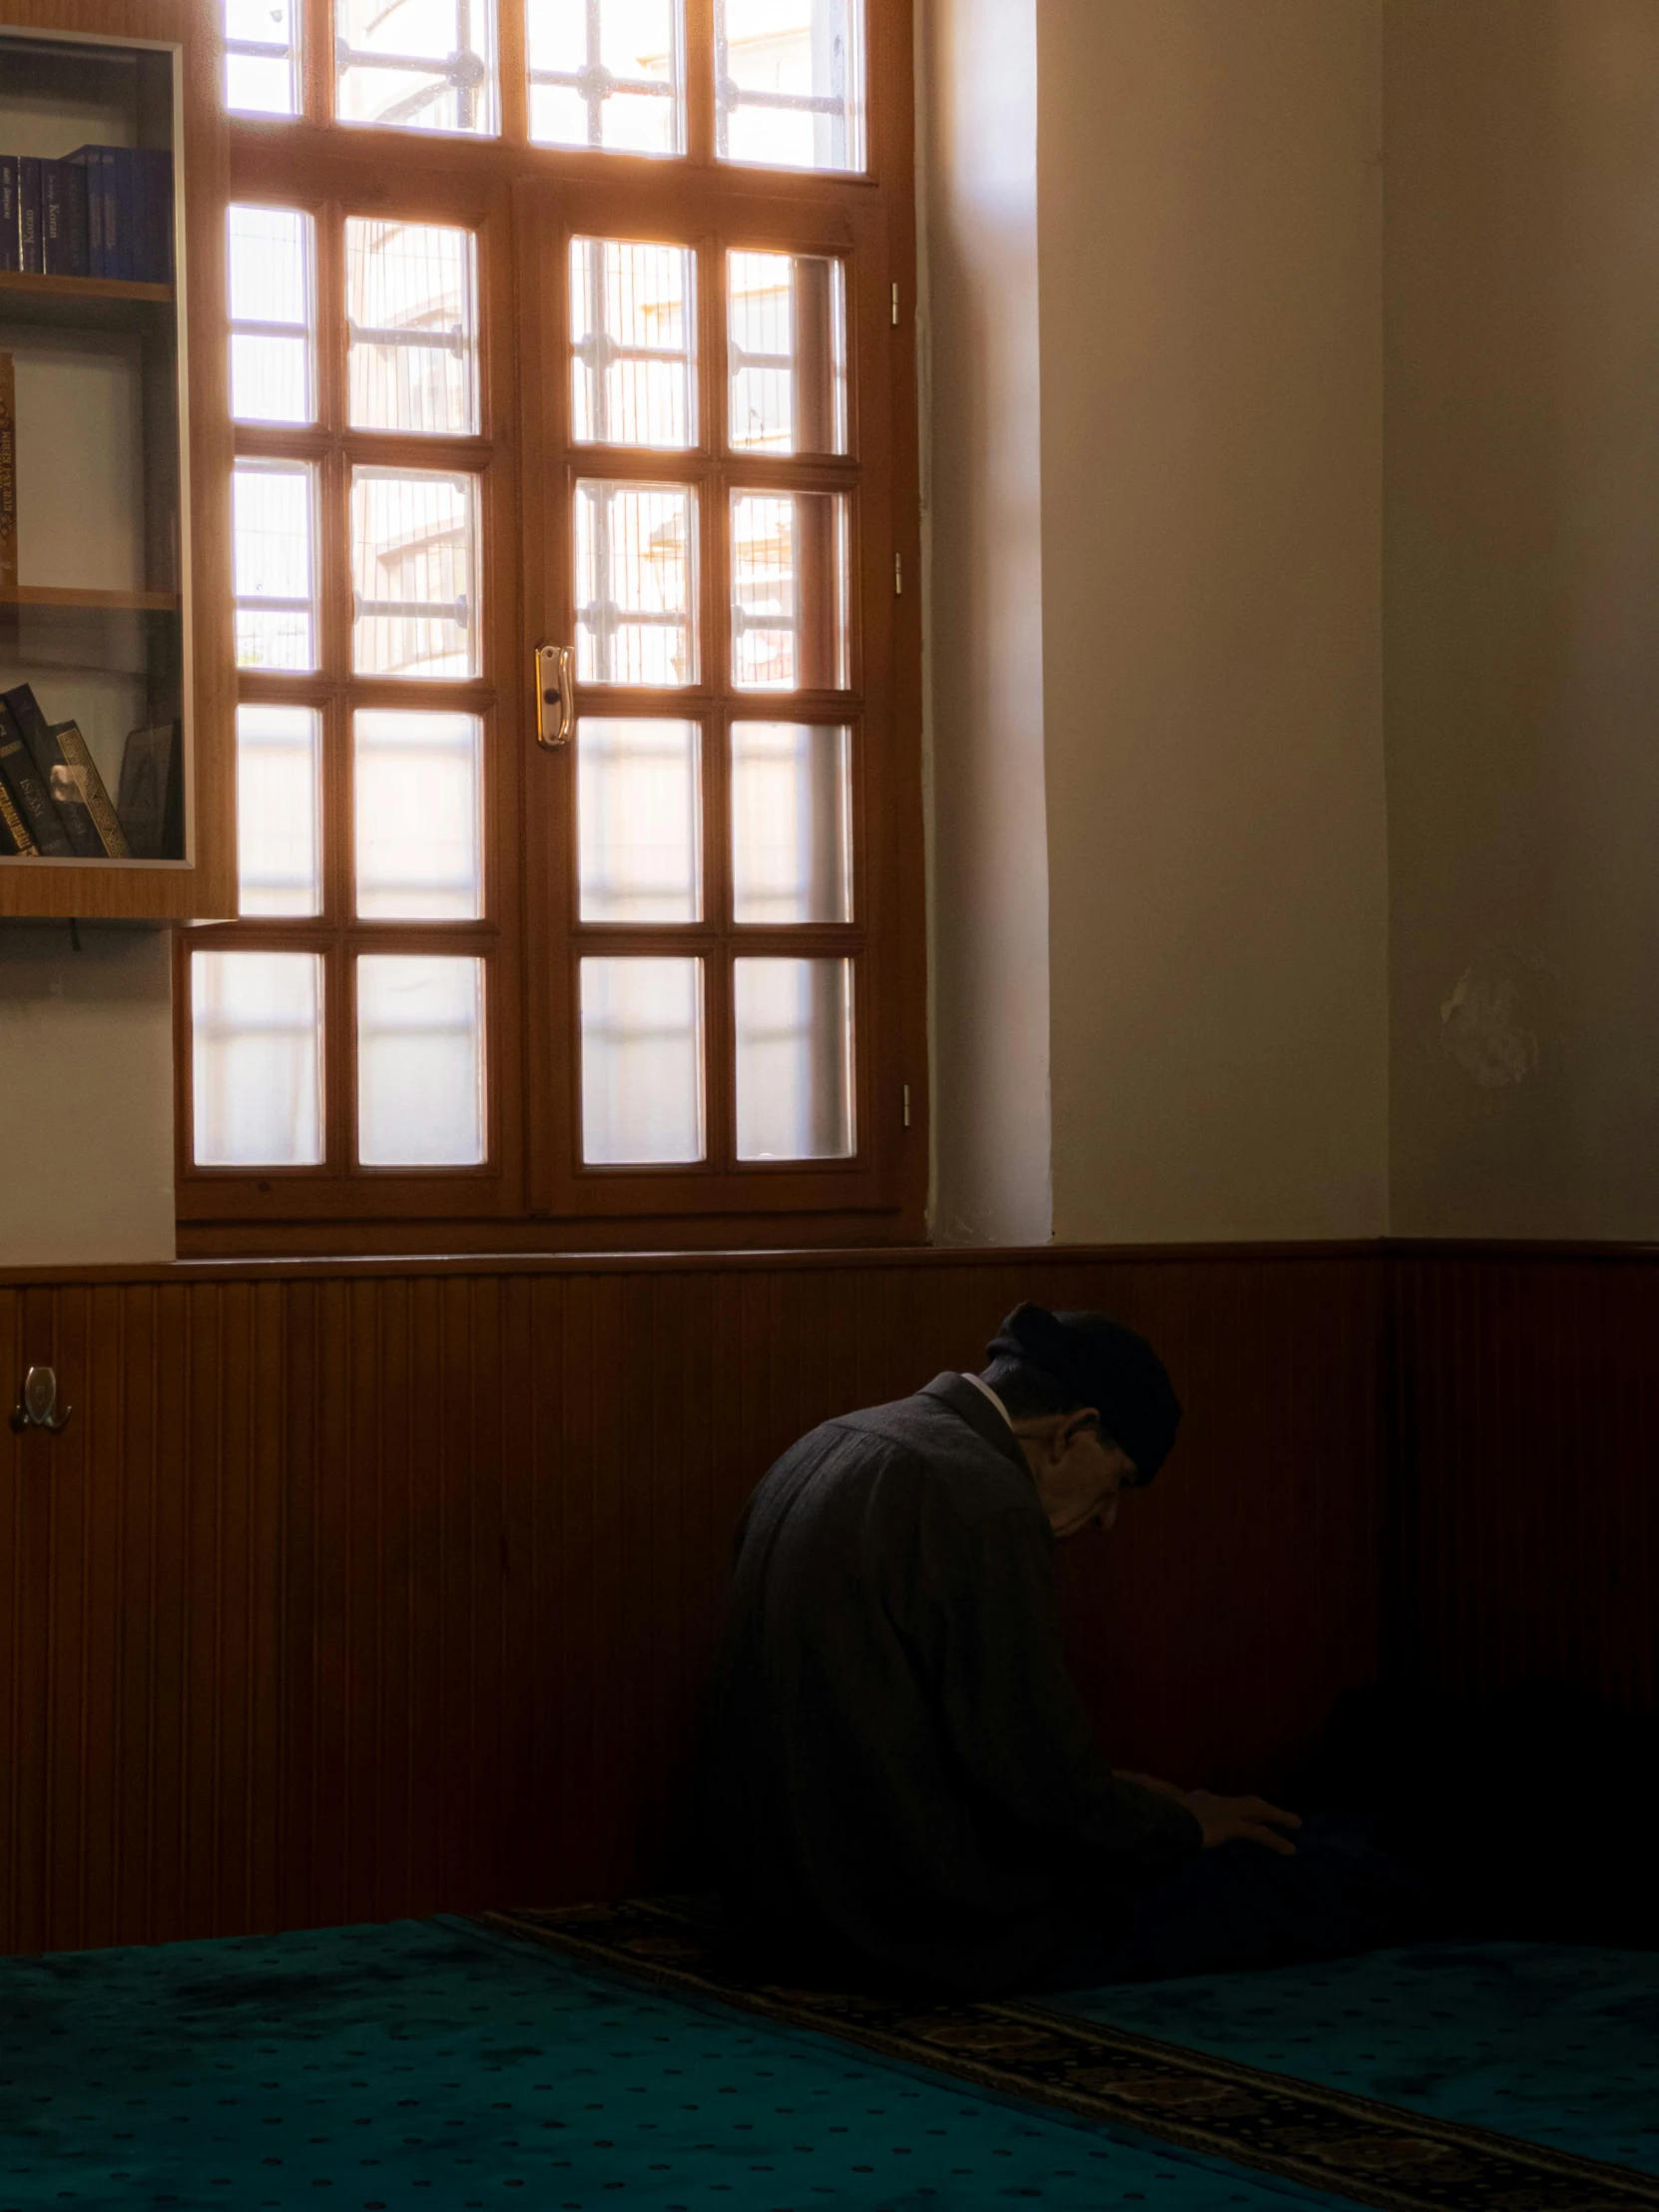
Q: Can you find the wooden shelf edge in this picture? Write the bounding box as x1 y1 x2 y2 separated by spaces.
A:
0 860 233 923
0 271 174 305
0 586 182 611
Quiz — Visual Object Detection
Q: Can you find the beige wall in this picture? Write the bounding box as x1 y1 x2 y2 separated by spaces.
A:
921 0 1054 1246
1386 0 1659 1238
0 927 175 1267
923 0 1388 1245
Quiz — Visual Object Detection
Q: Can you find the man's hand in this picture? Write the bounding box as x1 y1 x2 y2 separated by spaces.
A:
1184 1790 1302 1856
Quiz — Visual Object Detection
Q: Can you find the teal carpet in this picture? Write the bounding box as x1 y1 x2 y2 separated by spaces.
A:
1044 1942 1659 2174
0 1915 1360 2212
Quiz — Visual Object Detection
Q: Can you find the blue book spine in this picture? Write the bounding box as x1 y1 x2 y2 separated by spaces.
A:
18 157 41 274
0 158 18 274
70 150 105 277
42 159 90 277
99 148 124 281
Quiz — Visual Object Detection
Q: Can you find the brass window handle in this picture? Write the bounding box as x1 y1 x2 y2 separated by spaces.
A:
535 643 575 749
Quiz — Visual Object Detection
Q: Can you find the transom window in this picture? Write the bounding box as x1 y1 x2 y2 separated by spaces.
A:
184 0 920 1253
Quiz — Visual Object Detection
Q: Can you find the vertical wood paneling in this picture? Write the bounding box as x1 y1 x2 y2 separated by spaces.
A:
28 1243 1651 1955
1391 1251 1659 1713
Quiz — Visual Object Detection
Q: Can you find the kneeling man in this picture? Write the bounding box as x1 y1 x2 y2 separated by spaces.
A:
701 1303 1314 1996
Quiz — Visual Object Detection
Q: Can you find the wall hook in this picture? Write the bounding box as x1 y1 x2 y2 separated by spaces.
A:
12 1367 73 1434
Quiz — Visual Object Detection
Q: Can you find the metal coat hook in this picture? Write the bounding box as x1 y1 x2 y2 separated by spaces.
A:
12 1367 73 1434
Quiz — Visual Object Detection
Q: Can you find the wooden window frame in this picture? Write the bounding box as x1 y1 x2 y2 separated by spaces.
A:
177 0 925 1259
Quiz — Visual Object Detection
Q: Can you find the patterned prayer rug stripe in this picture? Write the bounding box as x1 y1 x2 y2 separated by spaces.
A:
480 1902 1659 2212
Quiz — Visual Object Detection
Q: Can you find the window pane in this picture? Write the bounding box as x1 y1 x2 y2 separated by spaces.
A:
347 220 480 436
528 0 684 155
354 709 483 920
229 206 314 424
731 490 848 690
575 480 697 686
735 956 853 1160
570 238 695 450
731 722 850 922
350 468 481 679
578 718 700 922
234 460 317 672
580 957 704 1163
225 0 299 115
716 0 864 173
335 0 498 134
728 251 847 455
192 950 323 1167
238 704 321 917
356 955 486 1166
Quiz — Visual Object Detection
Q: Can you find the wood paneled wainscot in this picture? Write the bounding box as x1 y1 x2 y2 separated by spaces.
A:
0 1246 1384 1955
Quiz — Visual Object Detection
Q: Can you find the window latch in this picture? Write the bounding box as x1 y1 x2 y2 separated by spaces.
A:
535 643 576 750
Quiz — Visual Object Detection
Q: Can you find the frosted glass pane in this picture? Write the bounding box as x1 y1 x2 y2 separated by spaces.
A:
581 957 704 1163
728 251 846 455
731 722 850 922
234 461 316 671
716 0 864 173
356 955 486 1166
528 0 684 154
578 718 700 922
229 206 314 424
238 704 320 917
575 480 697 686
735 957 853 1160
354 709 482 920
350 468 480 678
570 238 695 449
225 0 299 114
335 0 498 134
347 220 479 435
731 490 848 690
192 951 323 1167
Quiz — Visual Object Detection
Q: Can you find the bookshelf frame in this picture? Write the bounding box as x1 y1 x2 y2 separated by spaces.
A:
0 0 233 920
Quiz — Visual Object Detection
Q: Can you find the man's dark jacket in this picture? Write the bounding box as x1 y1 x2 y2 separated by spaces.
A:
702 1374 1202 1995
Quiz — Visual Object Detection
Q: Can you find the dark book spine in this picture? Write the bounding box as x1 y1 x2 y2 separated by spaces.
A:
128 148 149 283
18 158 41 274
0 350 14 590
0 158 19 274
53 159 89 277
67 150 103 277
50 719 130 857
4 685 103 856
41 161 88 278
99 149 123 283
0 770 36 856
0 704 72 855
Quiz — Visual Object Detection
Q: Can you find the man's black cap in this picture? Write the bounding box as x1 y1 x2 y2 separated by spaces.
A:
986 1303 1182 1482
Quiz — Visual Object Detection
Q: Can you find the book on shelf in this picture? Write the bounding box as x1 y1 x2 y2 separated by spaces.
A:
18 156 40 275
0 771 36 856
0 158 17 276
117 722 182 859
2 682 123 858
42 159 89 278
2 145 173 284
49 718 131 858
0 699 72 855
0 349 14 588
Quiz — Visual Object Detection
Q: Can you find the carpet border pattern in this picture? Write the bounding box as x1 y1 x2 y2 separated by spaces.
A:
480 1902 1659 2212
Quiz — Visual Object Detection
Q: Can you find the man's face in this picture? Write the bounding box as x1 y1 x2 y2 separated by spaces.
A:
1021 1412 1140 1538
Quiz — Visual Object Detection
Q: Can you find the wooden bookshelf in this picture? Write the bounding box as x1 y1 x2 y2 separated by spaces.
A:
0 0 233 920
0 585 182 612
